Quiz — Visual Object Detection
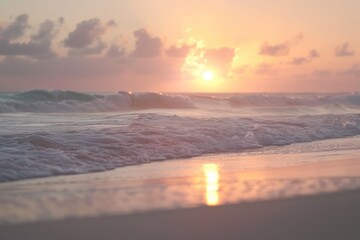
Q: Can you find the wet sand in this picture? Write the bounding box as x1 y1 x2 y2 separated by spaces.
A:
1 189 360 240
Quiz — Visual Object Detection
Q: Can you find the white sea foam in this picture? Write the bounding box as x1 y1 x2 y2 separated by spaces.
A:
1 106 360 181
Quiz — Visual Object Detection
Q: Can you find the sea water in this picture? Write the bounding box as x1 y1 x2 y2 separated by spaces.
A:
1 90 360 182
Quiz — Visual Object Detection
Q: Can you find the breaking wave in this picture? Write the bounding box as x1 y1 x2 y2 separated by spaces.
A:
1 90 360 182
1 112 360 182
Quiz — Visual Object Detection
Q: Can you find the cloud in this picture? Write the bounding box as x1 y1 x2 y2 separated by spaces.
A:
0 39 55 58
295 65 360 91
32 18 63 44
0 56 126 87
5 15 359 92
132 28 163 58
288 49 320 65
68 41 107 56
0 16 181 91
311 65 360 79
106 44 126 58
254 63 277 76
129 57 181 77
179 44 236 79
292 33 304 43
0 18 62 59
0 55 183 91
204 47 235 74
259 34 306 57
166 44 193 58
338 64 360 77
63 18 114 49
0 14 29 40
205 47 235 65
259 42 290 56
228 65 249 79
289 57 308 65
335 42 355 57
312 70 333 77
309 50 320 59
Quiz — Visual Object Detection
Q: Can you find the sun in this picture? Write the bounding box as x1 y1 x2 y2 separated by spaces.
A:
202 70 214 81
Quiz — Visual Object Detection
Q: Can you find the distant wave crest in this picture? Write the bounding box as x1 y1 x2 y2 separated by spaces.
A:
15 90 97 102
1 90 360 113
0 90 195 113
227 93 360 107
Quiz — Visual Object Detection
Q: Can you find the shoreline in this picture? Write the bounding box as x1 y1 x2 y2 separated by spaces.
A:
3 135 360 186
1 189 360 240
1 143 360 226
2 134 360 185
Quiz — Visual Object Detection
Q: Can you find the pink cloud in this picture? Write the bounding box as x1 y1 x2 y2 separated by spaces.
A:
335 42 355 57
259 42 289 56
63 18 114 49
166 44 193 58
205 47 235 74
0 14 29 40
132 29 163 58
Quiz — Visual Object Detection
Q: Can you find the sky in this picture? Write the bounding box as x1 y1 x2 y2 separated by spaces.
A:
0 0 359 92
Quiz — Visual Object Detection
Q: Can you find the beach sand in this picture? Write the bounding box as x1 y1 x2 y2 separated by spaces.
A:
1 139 360 239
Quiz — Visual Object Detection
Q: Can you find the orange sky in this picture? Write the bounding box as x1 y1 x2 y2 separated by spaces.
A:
0 0 359 92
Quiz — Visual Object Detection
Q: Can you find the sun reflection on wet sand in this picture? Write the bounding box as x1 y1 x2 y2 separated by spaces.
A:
203 163 220 206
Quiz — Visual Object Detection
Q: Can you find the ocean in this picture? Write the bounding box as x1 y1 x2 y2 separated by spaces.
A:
1 90 360 182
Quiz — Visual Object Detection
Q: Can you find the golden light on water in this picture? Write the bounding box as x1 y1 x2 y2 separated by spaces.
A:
203 163 220 206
